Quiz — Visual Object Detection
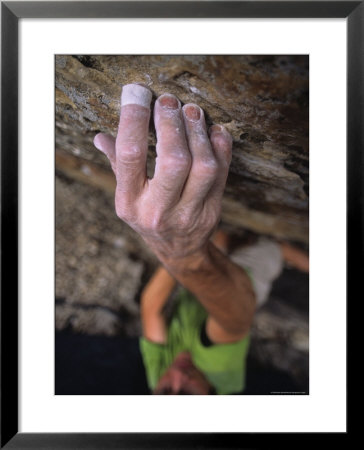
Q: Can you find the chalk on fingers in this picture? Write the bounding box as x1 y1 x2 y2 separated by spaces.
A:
121 83 152 109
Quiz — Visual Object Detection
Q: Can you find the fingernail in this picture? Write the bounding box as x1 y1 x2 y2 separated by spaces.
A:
121 83 152 108
209 124 224 134
159 94 179 110
183 105 201 122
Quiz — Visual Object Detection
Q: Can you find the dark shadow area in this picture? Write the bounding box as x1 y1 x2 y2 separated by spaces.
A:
270 266 309 315
244 357 304 394
55 332 149 395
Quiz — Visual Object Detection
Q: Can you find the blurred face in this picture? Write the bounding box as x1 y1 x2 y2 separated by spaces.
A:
154 352 213 395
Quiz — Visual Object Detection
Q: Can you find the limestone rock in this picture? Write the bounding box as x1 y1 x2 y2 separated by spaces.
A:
56 55 309 244
56 176 151 337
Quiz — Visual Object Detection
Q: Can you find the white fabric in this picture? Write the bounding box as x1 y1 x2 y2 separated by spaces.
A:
231 238 284 308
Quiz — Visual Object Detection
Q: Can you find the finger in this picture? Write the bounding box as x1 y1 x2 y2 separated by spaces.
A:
115 84 152 200
93 133 116 174
179 104 218 208
150 93 191 207
207 125 232 204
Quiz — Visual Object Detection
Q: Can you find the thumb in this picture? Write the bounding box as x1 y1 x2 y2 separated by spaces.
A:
93 133 116 174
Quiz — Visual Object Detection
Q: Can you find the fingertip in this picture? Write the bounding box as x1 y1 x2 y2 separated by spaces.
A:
209 125 232 166
93 133 104 151
182 103 203 122
93 133 116 158
209 125 232 140
121 83 153 109
157 93 181 110
210 123 232 144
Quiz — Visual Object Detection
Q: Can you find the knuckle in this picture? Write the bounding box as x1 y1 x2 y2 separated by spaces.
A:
159 152 191 173
175 213 191 231
117 143 144 163
195 158 219 177
142 211 164 233
174 207 197 231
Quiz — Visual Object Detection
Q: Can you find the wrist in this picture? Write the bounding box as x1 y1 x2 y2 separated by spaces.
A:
157 242 213 277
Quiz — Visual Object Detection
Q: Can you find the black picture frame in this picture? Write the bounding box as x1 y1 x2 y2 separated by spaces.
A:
1 1 359 447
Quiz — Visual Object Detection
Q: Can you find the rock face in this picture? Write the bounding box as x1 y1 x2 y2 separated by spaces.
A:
55 176 153 337
56 55 309 244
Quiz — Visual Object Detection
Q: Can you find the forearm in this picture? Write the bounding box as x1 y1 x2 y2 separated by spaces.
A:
140 266 176 314
158 241 256 335
140 267 176 344
280 242 309 273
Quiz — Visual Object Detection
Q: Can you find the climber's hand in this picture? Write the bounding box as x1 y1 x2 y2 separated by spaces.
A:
93 84 232 267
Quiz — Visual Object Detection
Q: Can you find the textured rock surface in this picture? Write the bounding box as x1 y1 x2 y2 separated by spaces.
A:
56 175 157 337
56 55 309 244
